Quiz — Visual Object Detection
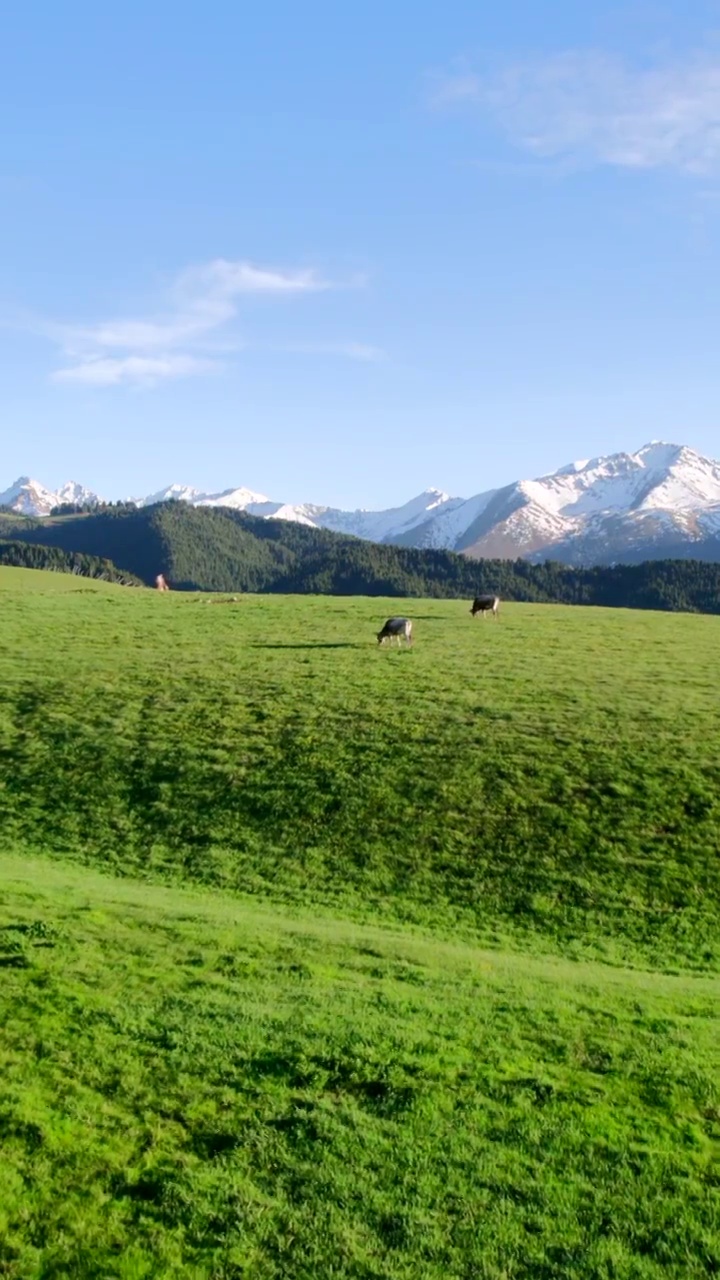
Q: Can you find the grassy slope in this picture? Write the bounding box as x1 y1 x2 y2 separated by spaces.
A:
2 567 720 967
1 853 719 1279
2 567 720 1276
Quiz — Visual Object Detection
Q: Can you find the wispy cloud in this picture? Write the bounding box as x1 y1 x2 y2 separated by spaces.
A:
47 258 359 387
283 340 386 362
431 49 720 174
52 354 219 387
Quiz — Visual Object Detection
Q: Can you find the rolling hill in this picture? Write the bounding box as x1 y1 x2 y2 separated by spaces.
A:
3 567 719 963
0 538 142 584
4 499 720 612
2 569 720 1276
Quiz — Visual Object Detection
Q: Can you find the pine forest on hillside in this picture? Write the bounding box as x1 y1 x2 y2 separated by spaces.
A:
3 499 720 612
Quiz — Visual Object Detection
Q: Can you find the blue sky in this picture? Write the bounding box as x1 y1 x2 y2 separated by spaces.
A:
3 0 720 506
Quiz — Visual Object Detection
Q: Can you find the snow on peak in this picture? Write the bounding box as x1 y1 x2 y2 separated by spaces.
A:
634 441 683 469
420 487 453 511
141 483 210 506
553 459 590 476
197 485 272 510
56 480 102 506
0 476 65 516
634 443 720 511
137 482 273 510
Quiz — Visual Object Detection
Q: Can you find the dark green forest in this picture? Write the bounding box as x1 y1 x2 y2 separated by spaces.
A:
3 500 720 612
0 539 143 584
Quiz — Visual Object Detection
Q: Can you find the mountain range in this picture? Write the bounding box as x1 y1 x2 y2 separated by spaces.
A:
6 495 720 616
5 441 720 565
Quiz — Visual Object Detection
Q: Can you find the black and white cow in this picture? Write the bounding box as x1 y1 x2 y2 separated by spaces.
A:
377 617 413 646
470 595 500 619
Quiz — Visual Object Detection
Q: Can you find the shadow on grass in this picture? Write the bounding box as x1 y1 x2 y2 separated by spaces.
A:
250 642 365 650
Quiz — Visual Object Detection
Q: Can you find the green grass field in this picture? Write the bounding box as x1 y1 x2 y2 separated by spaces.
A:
2 854 719 1279
1 567 719 1276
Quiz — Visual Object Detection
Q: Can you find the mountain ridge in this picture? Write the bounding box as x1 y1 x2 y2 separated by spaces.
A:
5 440 720 564
6 499 720 614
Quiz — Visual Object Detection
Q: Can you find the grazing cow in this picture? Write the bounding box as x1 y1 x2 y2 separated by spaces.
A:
155 573 170 592
377 617 413 647
470 594 500 619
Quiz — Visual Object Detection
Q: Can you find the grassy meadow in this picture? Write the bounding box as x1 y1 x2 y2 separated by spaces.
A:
1 566 720 1276
2 567 720 965
2 854 719 1279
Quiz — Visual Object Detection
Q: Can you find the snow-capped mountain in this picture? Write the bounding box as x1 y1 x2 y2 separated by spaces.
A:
441 442 720 564
132 483 462 538
299 488 465 542
0 477 57 516
56 481 102 508
136 482 274 511
0 476 103 516
5 442 720 564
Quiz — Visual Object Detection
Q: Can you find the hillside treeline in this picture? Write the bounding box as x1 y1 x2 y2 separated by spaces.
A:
0 539 142 585
3 500 720 611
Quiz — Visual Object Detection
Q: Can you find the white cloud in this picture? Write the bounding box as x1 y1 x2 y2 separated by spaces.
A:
284 340 386 362
433 50 720 174
48 258 344 387
63 260 330 355
52 354 219 387
181 260 331 298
